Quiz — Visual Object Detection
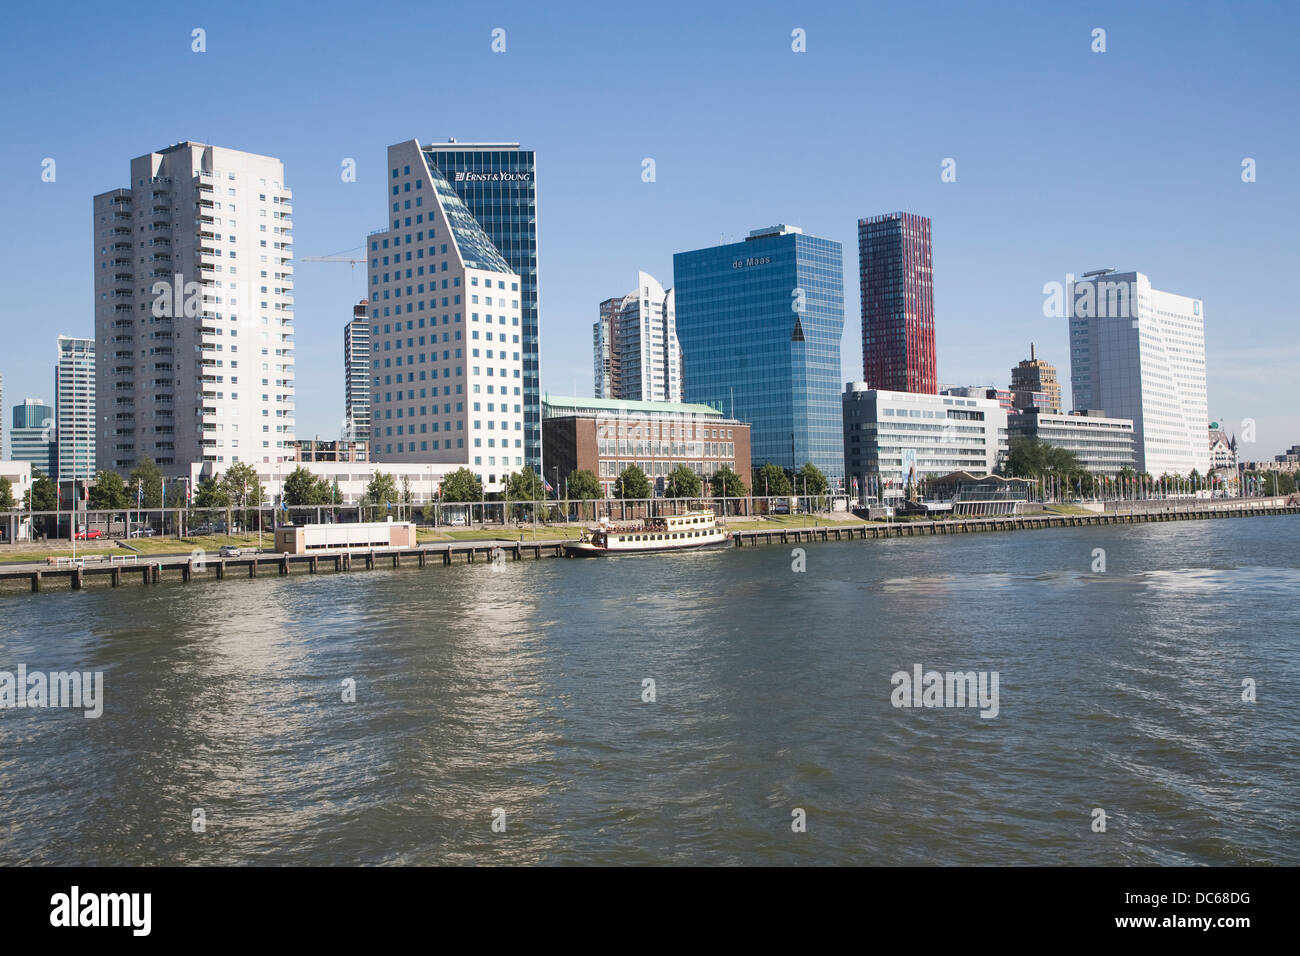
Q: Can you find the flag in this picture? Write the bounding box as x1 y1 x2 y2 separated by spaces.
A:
543 478 554 493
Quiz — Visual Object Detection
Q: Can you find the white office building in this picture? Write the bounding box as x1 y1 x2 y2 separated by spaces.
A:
94 142 295 476
1069 271 1209 476
1008 408 1136 475
366 139 524 491
593 271 681 403
190 459 463 507
56 336 96 481
843 384 1008 501
344 299 371 442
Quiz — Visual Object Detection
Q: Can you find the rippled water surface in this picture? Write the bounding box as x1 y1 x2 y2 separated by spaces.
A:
1 517 1296 865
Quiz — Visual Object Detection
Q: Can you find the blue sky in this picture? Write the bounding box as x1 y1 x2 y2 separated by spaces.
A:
1 0 1296 457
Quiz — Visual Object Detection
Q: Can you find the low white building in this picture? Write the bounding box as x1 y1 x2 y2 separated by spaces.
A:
190 459 496 506
1009 409 1136 476
0 460 33 541
843 385 1007 502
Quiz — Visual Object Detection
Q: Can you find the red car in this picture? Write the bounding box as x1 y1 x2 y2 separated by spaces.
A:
74 529 103 540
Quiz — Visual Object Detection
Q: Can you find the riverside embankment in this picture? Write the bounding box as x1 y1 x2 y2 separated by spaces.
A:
0 498 1294 597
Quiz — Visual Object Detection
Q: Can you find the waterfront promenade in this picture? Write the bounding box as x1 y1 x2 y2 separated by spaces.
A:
1 498 1294 597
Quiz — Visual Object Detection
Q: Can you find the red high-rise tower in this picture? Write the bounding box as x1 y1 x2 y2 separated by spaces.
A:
858 212 936 394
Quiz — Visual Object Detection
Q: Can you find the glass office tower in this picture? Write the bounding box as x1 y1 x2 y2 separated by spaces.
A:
421 141 540 472
674 225 845 485
11 398 57 476
859 211 937 394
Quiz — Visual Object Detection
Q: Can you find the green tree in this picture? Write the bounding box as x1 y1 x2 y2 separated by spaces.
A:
796 462 828 496
754 463 791 497
24 470 58 512
221 462 265 531
365 472 400 516
282 466 321 507
615 465 650 499
665 464 702 499
194 474 231 508
506 469 546 521
507 468 546 501
710 465 747 505
1006 438 1085 482
88 470 129 509
440 467 483 503
128 457 164 508
0 477 14 511
221 462 264 507
567 469 602 500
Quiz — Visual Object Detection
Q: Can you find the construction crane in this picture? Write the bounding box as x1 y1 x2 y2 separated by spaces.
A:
302 248 366 274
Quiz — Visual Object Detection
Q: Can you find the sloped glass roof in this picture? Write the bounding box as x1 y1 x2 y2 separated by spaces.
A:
423 160 512 273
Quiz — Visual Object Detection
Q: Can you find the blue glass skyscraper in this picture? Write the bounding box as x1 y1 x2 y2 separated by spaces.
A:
674 225 845 485
421 141 540 472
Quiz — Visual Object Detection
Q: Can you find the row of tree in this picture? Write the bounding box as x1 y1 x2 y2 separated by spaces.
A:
1003 438 1299 497
0 458 838 518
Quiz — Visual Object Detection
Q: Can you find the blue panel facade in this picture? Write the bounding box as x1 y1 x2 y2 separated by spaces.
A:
674 229 845 485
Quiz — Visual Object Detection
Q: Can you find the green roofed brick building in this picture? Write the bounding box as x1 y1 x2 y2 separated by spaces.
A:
541 395 750 499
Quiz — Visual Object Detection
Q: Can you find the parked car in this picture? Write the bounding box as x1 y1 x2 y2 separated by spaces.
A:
219 545 241 557
128 527 155 538
74 528 103 540
447 514 467 526
193 523 213 535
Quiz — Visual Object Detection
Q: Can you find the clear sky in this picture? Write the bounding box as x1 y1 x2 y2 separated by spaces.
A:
1 0 1296 458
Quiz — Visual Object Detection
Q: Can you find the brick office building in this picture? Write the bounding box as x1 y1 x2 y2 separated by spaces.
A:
542 396 750 499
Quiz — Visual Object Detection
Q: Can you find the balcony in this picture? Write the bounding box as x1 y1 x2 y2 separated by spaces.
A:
113 272 133 282
113 241 132 252
112 227 131 237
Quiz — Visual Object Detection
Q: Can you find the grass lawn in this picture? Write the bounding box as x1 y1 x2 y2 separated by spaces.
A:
0 532 275 565
725 513 871 532
1039 504 1099 516
417 525 586 542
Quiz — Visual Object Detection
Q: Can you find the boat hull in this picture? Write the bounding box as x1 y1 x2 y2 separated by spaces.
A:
564 535 731 557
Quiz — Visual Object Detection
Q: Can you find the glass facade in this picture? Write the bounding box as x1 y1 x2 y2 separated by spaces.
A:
422 145 539 472
673 226 845 483
11 399 57 476
859 212 937 394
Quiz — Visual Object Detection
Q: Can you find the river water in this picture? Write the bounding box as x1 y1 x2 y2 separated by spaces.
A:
1 516 1296 865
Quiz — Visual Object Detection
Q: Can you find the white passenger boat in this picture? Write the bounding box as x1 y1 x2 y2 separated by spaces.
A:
564 510 729 556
